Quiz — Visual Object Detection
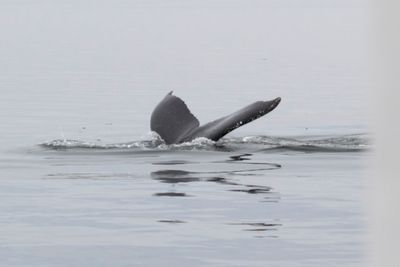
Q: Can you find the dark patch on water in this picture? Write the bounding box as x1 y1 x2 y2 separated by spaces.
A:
206 177 239 186
152 160 195 165
229 153 252 161
158 220 187 224
151 170 200 183
153 192 190 197
232 222 282 227
150 166 280 184
228 222 282 236
229 187 272 194
244 228 274 232
230 222 281 230
151 158 280 200
151 162 281 182
152 170 191 176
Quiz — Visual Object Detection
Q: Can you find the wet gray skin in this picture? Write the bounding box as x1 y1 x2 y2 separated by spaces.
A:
150 91 281 144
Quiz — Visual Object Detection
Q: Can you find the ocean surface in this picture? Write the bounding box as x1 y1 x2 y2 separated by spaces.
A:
0 0 371 266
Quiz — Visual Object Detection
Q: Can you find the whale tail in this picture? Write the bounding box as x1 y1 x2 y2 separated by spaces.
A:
150 91 200 144
150 92 281 144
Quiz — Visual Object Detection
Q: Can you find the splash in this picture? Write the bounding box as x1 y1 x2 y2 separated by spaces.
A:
40 132 216 151
221 133 371 152
40 132 371 153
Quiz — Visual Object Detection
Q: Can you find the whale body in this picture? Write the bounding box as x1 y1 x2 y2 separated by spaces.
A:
150 91 281 145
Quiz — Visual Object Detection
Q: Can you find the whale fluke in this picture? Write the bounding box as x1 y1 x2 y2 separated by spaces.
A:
150 91 199 144
150 91 281 144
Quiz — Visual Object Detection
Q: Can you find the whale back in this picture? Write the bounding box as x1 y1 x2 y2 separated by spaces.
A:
150 91 199 144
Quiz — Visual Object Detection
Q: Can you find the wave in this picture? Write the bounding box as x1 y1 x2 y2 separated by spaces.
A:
220 134 371 153
40 132 371 153
40 134 218 151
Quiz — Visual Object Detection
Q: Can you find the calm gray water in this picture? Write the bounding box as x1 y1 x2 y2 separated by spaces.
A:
0 1 370 266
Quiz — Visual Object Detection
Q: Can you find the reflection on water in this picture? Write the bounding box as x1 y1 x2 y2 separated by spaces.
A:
229 222 282 233
154 192 190 197
228 153 253 161
43 152 283 239
151 170 199 183
150 153 283 237
229 186 272 194
0 136 367 266
151 153 281 202
151 169 277 196
158 219 187 224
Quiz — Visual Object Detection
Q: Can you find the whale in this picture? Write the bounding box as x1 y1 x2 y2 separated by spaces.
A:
150 91 281 145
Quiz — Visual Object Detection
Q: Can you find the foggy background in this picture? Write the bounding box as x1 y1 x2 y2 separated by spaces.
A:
0 0 369 146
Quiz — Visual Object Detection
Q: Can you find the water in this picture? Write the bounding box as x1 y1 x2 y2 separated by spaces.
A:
0 1 370 266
